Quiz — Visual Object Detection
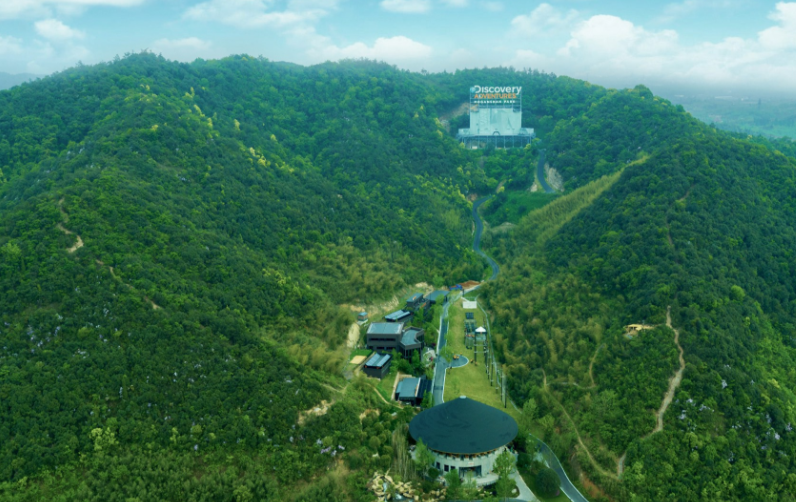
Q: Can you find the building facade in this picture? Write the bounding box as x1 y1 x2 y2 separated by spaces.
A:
409 396 518 486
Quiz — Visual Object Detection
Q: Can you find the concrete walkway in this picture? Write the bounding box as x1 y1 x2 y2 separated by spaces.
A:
511 470 539 502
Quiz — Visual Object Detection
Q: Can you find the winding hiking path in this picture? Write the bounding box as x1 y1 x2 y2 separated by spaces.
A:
654 306 686 432
56 199 84 253
588 343 605 388
617 306 685 476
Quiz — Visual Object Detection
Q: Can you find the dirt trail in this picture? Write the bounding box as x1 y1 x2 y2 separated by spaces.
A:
56 199 84 253
588 343 605 388
346 323 360 349
653 306 685 433
554 396 619 480
56 223 84 252
618 305 685 476
58 199 160 311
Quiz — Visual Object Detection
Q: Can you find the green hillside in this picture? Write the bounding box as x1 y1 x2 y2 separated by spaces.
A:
2 54 796 501
484 90 796 500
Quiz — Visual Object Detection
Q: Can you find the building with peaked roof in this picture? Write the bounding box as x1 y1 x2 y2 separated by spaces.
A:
409 396 517 485
363 353 391 379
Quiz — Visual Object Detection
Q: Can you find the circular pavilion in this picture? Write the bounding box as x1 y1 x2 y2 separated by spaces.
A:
409 396 518 484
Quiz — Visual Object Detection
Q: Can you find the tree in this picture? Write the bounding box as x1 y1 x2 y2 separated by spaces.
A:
460 472 479 501
535 467 560 497
519 398 538 451
420 390 434 409
494 449 516 501
414 439 435 478
444 468 461 499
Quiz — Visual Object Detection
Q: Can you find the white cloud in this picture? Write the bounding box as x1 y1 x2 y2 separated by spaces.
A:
185 0 335 28
153 37 211 51
557 15 678 58
380 0 431 14
656 0 739 24
313 36 432 62
511 3 579 38
0 0 145 20
34 18 85 41
0 36 23 55
510 3 796 94
758 2 796 49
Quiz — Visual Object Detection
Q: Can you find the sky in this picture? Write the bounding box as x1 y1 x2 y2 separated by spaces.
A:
1 0 796 97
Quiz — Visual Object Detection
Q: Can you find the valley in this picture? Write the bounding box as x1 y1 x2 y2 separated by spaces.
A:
1 55 796 502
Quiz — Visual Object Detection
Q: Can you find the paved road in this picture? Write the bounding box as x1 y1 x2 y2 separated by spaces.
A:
472 196 500 281
536 149 555 194
431 291 460 405
536 439 590 502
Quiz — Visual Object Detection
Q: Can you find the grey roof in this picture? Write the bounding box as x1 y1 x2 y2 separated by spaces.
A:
367 322 403 336
385 310 412 321
401 330 422 348
365 353 391 368
425 291 448 302
397 378 420 399
407 293 424 302
409 397 518 454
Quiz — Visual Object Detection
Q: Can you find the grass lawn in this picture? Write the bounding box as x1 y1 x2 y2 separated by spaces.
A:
442 298 520 421
482 190 560 227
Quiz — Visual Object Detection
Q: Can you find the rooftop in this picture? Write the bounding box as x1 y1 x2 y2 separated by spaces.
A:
365 353 391 368
401 329 423 347
385 310 412 321
367 322 404 336
397 377 421 399
426 291 448 302
409 396 517 454
462 300 478 310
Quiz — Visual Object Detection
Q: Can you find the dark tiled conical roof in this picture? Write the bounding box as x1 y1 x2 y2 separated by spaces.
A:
409 396 518 454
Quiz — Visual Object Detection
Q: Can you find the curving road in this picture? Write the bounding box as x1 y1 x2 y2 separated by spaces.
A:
472 196 500 281
430 189 589 501
536 149 555 194
535 440 590 502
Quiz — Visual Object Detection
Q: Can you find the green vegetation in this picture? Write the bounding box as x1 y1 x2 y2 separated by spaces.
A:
535 468 561 497
484 82 796 500
3 53 796 501
482 190 559 227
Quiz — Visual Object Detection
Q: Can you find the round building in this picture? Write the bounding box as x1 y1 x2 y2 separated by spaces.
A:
409 396 518 485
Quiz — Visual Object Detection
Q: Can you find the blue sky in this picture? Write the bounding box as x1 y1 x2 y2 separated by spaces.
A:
1 1 795 96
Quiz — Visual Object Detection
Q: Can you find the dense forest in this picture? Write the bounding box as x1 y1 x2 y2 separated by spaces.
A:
2 53 796 500
484 87 796 500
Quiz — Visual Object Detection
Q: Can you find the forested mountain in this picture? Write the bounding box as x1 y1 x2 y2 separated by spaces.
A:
484 89 796 500
2 53 796 501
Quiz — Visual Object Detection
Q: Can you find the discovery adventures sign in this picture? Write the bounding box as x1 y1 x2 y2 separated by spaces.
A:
471 85 522 105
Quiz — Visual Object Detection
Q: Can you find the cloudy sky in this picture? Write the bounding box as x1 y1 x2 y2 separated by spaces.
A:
1 0 795 96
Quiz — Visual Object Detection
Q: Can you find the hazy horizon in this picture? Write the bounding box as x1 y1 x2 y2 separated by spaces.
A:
0 1 795 98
